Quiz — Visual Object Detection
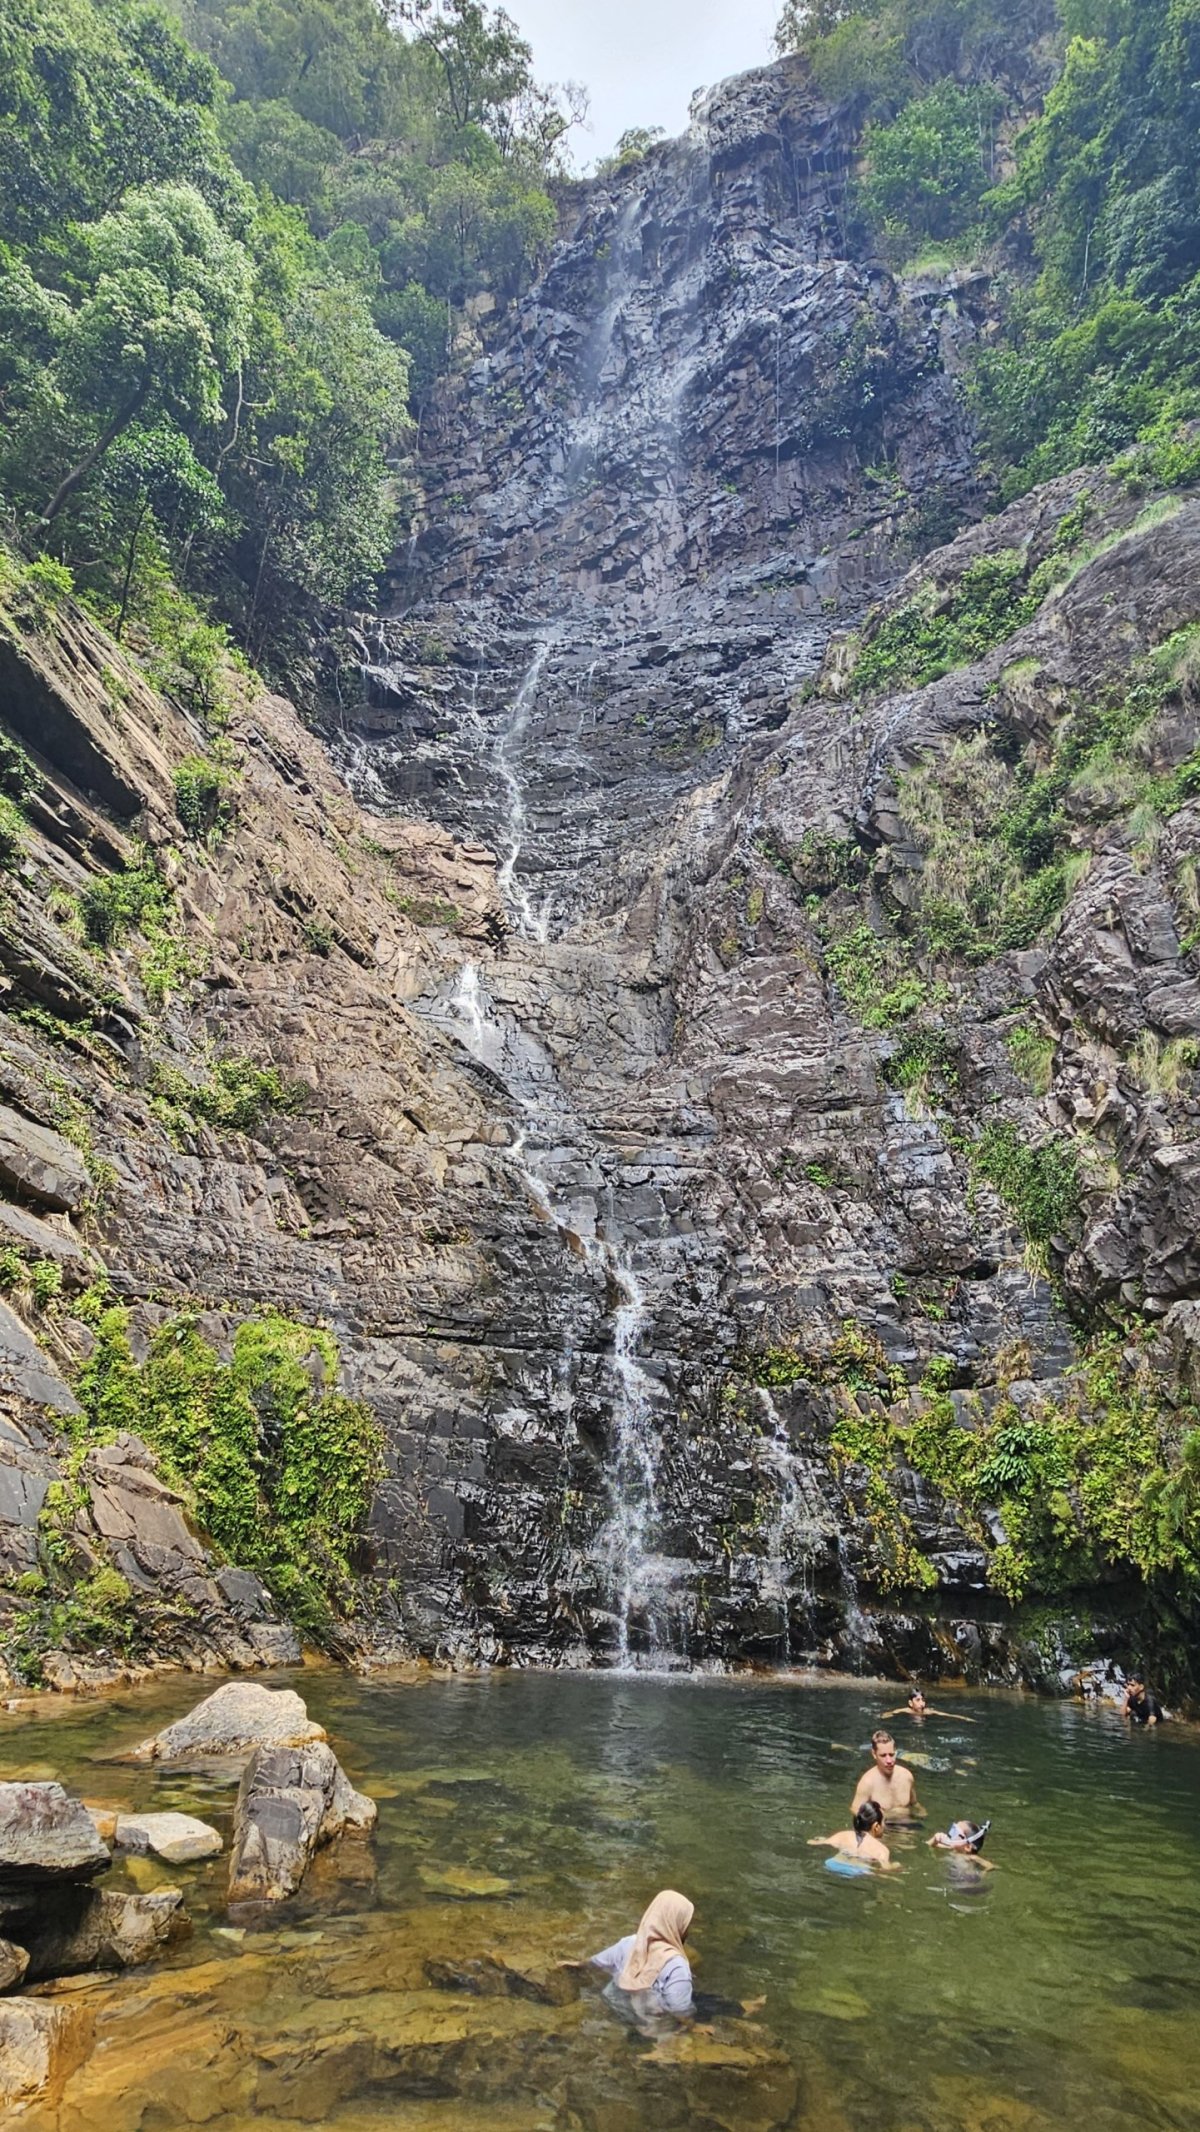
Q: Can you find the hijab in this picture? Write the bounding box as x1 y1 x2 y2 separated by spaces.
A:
617 1889 694 1992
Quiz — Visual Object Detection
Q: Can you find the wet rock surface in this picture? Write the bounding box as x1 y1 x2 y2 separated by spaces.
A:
0 1997 92 2109
14 1885 187 1981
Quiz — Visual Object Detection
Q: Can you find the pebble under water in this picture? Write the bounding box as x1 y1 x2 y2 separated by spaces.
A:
3 1668 1199 2132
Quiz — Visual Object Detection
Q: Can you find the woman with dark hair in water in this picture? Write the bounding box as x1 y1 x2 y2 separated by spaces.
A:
883 1689 975 1722
809 1800 900 1873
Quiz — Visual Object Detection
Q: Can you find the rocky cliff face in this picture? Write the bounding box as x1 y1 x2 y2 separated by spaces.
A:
3 54 1199 1693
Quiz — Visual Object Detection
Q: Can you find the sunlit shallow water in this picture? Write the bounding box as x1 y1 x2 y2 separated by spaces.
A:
3 1668 1199 2132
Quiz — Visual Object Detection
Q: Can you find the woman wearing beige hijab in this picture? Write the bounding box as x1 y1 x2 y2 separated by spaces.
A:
589 1889 695 2014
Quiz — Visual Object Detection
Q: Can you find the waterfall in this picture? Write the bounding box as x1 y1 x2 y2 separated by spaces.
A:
495 637 555 941
756 1389 828 1636
433 958 670 1667
597 1256 668 1670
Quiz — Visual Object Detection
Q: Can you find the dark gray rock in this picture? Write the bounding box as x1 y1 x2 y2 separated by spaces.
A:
0 1301 81 1417
16 1886 187 1980
0 1783 110 1903
228 1741 375 1905
0 1106 89 1212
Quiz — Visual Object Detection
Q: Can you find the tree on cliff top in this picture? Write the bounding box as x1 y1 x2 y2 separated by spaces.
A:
774 0 1200 499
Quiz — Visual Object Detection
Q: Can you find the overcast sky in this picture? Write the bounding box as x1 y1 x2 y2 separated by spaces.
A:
505 0 783 169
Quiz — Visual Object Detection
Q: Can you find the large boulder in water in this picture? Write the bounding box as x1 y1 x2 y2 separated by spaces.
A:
0 1782 110 1904
228 1741 376 1906
130 1682 326 1761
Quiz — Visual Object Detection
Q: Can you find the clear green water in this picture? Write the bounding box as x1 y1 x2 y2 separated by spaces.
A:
3 1668 1199 2132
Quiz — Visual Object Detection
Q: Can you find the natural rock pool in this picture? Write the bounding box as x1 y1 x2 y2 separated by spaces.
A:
3 1669 1198 2132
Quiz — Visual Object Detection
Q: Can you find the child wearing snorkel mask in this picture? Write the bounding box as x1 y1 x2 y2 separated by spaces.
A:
928 1819 996 1869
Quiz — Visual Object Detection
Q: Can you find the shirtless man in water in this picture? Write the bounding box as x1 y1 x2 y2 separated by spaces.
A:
850 1731 923 1822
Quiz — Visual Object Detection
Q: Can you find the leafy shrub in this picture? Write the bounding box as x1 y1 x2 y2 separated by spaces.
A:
149 1054 300 1136
970 1120 1081 1256
883 1026 959 1095
78 861 169 948
173 755 233 838
859 79 1001 259
30 1259 63 1309
74 1304 383 1636
853 550 1039 696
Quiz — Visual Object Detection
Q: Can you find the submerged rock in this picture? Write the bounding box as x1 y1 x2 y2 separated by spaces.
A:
14 1886 187 1980
131 1682 326 1762
0 1997 92 2109
113 1811 222 1864
0 1781 110 1901
227 1741 376 1905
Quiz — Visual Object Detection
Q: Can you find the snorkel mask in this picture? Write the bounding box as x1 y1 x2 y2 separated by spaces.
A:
949 1820 990 1853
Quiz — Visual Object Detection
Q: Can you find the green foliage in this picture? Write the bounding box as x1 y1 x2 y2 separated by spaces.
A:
859 79 1001 261
0 794 28 871
139 931 205 1008
967 2 1200 495
597 127 665 176
0 0 574 678
73 1303 383 1635
825 922 928 1028
886 628 1200 971
969 1120 1082 1260
786 828 868 897
1006 1020 1056 1094
835 1331 1200 1611
882 1025 959 1099
149 1052 299 1136
853 550 1040 695
743 1318 888 1392
173 753 234 838
78 859 170 949
30 1259 63 1309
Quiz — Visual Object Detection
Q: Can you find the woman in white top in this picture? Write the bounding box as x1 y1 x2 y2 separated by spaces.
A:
589 1888 695 2015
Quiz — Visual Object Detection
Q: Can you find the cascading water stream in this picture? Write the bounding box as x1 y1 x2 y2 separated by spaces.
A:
755 1388 831 1653
494 636 556 941
435 954 670 1668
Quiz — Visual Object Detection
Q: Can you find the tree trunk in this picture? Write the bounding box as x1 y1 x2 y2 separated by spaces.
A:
37 378 151 529
115 496 151 640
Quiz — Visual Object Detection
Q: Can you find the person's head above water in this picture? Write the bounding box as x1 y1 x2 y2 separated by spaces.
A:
949 1819 990 1852
907 1690 927 1712
853 1800 885 1837
616 1890 694 1993
870 1730 898 1775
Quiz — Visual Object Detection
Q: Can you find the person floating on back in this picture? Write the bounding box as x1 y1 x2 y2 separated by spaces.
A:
809 1799 899 1873
851 1731 923 1822
1123 1677 1166 1727
882 1689 975 1723
928 1819 996 1869
588 1889 695 2015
